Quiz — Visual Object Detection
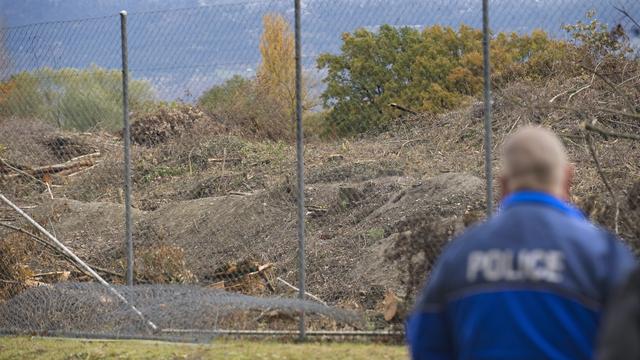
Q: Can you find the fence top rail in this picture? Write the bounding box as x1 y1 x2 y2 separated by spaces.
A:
1 0 292 31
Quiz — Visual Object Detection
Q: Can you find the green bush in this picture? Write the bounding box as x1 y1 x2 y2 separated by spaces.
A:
198 75 293 141
0 66 155 131
198 75 255 132
317 25 565 136
198 75 252 114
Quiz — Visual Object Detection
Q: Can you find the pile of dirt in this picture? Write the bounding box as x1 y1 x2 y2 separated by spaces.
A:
16 171 482 311
0 118 69 166
28 199 141 268
306 160 404 184
0 118 120 202
44 136 96 162
303 173 485 305
0 119 107 166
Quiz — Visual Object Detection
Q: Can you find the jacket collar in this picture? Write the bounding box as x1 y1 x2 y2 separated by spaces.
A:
500 191 585 220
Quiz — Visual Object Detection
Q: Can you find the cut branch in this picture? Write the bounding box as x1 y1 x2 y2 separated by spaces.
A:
382 289 408 321
613 5 640 30
2 152 101 179
583 122 640 141
389 103 418 115
542 104 640 120
276 277 327 306
580 65 636 114
29 154 100 177
0 158 47 185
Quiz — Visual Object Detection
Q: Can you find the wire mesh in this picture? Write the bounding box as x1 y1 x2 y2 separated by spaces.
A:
0 15 132 314
0 282 360 340
0 0 639 342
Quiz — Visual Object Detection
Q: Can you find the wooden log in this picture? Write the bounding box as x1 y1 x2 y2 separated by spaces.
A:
2 152 101 179
382 289 407 321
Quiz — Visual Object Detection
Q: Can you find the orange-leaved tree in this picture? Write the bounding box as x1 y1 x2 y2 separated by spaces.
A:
257 13 298 133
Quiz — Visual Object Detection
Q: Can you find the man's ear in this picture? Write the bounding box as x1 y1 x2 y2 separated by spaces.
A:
499 175 509 201
563 164 575 201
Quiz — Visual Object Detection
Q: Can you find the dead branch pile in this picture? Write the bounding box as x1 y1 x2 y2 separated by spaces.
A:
204 260 275 295
135 244 196 284
0 217 127 303
129 105 212 146
45 136 97 162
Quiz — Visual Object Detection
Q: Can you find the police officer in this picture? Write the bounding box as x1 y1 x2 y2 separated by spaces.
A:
407 126 636 360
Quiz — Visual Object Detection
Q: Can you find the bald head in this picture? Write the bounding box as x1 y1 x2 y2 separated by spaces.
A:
500 126 572 199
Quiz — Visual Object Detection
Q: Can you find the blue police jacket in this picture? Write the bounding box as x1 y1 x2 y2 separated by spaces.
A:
407 191 636 360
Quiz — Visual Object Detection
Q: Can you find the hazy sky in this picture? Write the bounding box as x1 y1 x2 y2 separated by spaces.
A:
0 0 205 27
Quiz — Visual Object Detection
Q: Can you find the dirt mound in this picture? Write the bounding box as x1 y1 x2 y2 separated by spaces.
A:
305 173 484 304
377 173 485 300
306 160 404 184
44 136 96 162
0 118 66 166
368 173 484 225
28 198 143 268
138 193 295 279
20 171 482 312
0 119 106 166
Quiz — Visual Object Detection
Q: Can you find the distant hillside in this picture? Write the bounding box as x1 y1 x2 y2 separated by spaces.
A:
1 0 638 99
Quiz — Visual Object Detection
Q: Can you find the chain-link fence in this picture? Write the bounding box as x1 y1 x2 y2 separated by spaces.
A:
1 0 639 341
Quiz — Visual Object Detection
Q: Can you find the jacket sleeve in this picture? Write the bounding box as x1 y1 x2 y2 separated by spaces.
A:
406 257 453 360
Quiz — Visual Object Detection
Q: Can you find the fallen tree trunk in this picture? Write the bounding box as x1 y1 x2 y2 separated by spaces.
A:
1 152 101 179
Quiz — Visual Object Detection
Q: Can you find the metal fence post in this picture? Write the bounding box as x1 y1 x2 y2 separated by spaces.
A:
294 0 306 340
482 0 493 217
120 10 134 286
